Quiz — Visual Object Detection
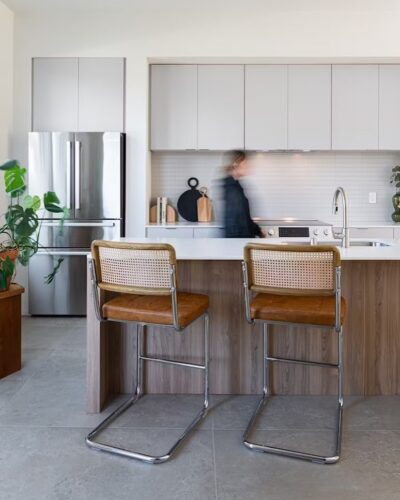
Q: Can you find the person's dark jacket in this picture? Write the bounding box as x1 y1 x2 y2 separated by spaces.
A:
223 175 263 238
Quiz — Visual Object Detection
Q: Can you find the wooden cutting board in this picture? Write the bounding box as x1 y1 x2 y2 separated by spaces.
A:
197 188 213 222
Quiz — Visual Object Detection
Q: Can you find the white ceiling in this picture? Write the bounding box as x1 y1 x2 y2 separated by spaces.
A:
1 0 267 12
1 0 205 12
3 0 392 14
3 0 138 11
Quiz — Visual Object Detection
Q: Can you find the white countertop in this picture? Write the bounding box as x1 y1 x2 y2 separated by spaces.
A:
146 222 223 228
146 221 400 229
112 237 400 261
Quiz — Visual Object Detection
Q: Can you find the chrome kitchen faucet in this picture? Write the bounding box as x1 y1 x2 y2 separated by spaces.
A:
332 187 350 248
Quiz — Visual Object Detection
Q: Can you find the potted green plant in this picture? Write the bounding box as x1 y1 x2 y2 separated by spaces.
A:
0 159 66 292
390 165 400 223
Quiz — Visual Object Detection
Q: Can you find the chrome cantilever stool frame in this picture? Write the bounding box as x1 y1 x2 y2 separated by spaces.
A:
242 244 344 465
86 241 210 464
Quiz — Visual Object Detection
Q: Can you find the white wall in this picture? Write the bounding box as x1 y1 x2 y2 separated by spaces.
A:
0 1 13 216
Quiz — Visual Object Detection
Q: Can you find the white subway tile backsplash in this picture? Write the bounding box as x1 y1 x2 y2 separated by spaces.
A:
151 151 400 224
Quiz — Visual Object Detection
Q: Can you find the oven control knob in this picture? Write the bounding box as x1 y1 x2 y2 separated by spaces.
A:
313 229 320 236
323 228 330 236
267 229 275 236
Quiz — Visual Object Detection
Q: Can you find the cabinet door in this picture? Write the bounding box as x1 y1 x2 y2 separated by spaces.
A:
198 65 244 150
288 65 331 150
193 227 224 238
78 58 125 132
32 58 78 131
379 65 400 150
245 65 287 150
332 65 379 150
151 65 197 150
146 227 194 238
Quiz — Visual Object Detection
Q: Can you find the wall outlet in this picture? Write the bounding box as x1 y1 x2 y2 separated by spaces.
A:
368 192 377 204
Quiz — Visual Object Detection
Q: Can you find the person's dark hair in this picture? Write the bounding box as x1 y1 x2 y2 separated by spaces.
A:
224 150 247 175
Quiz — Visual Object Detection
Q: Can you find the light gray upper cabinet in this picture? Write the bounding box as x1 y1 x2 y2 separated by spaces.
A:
148 63 400 152
150 65 197 150
78 58 124 132
198 65 244 150
32 58 78 131
379 65 400 150
288 65 331 150
32 57 124 132
332 65 379 150
245 65 287 150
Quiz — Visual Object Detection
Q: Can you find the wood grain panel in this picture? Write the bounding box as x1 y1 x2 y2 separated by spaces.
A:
341 261 366 395
270 324 337 395
86 265 108 413
86 259 400 412
364 262 400 395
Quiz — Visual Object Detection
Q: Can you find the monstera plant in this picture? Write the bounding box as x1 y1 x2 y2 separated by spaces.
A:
0 159 67 291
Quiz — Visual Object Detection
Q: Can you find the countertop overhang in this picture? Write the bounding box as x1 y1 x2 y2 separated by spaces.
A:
107 237 400 261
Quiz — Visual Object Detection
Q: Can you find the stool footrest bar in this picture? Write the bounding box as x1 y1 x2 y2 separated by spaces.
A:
266 356 338 369
140 355 205 370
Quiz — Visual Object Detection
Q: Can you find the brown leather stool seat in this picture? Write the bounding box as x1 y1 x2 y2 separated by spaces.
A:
102 292 209 328
250 293 346 327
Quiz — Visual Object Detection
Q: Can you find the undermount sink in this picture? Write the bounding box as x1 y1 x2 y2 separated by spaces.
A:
345 240 390 247
284 240 391 248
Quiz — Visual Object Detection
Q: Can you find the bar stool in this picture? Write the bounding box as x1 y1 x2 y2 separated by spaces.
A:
241 243 345 464
86 241 210 464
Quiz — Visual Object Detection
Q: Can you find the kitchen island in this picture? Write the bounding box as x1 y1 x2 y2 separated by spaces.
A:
87 238 400 413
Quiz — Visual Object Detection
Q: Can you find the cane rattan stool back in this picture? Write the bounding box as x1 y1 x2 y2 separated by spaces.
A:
91 241 176 295
243 243 341 296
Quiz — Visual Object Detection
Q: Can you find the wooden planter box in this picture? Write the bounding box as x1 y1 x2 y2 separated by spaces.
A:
0 284 24 379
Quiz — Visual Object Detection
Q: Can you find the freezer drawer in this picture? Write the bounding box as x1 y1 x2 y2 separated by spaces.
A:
38 220 122 248
29 251 88 316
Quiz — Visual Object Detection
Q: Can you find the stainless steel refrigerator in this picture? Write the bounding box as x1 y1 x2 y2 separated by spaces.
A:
28 132 125 315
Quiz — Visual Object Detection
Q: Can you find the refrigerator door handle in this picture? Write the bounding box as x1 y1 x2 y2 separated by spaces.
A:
36 250 89 257
75 140 81 210
40 221 117 228
66 140 73 209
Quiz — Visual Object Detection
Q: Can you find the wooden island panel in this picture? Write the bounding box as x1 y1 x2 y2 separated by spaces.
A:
87 260 400 413
364 261 400 395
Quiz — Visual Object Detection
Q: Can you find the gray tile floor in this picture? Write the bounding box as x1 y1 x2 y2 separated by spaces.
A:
0 317 399 499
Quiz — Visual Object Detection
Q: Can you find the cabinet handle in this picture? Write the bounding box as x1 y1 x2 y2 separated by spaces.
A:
36 250 88 257
41 221 116 228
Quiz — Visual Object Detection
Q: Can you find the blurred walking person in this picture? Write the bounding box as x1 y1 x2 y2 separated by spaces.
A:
222 151 264 238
